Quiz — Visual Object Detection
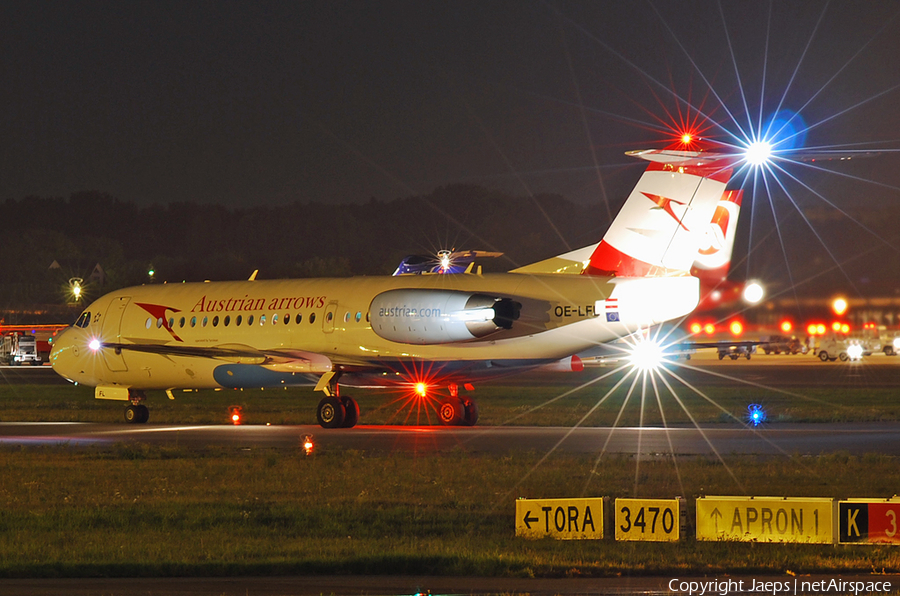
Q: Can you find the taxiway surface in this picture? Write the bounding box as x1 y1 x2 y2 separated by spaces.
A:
1 420 898 455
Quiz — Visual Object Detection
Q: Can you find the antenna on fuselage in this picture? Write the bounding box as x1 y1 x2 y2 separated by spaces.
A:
248 270 259 281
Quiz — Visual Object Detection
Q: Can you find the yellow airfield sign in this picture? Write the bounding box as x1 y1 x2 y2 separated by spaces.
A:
696 496 835 543
516 497 604 540
615 498 681 542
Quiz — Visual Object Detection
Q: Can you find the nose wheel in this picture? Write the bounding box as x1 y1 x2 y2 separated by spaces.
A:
124 404 149 423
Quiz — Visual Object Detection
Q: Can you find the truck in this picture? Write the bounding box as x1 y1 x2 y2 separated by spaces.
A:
0 333 43 365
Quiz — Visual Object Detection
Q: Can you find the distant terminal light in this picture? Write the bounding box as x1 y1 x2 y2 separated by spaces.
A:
681 133 693 144
415 382 427 397
742 282 765 304
228 405 243 425
729 321 743 336
832 297 848 316
780 320 793 333
816 324 826 335
704 323 715 335
690 322 702 334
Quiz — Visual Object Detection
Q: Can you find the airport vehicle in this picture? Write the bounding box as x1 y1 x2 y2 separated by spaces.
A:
0 333 42 365
50 149 742 427
816 334 855 362
759 335 805 355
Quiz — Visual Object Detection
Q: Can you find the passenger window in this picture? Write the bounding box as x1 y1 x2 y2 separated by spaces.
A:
326 312 333 323
212 316 219 327
284 314 289 325
355 311 362 323
236 315 242 326
343 312 350 323
157 318 164 329
224 316 230 326
179 317 185 328
273 314 279 325
190 316 197 328
202 316 208 327
145 318 153 330
310 313 316 324
248 315 254 325
168 317 175 328
295 313 302 324
260 315 266 325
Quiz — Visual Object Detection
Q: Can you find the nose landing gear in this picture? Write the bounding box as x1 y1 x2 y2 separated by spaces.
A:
124 390 149 423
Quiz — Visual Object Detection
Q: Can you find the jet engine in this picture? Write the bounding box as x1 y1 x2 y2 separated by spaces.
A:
369 289 520 345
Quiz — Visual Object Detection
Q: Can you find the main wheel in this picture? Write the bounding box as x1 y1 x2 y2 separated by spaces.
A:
136 404 150 423
819 351 829 362
439 397 464 426
745 353 751 360
462 399 479 426
839 352 849 362
885 346 895 356
316 396 346 428
340 397 359 428
718 352 725 360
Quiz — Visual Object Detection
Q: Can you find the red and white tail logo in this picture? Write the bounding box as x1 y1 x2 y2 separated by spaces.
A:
583 151 739 277
691 189 742 283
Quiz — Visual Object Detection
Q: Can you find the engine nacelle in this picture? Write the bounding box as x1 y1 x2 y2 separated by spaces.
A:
370 289 520 345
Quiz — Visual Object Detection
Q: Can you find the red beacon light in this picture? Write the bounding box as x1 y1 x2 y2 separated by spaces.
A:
780 320 793 333
729 321 743 336
302 434 314 456
228 405 243 425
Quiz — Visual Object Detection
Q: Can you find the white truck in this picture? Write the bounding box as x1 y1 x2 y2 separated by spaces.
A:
0 333 43 365
816 334 865 362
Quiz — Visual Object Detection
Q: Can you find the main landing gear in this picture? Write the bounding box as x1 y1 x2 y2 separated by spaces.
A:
123 390 150 424
438 384 479 427
316 394 360 429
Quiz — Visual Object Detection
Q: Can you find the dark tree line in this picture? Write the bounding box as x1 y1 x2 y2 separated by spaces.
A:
0 186 603 313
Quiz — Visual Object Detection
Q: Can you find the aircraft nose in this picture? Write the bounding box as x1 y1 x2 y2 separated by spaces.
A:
50 327 82 381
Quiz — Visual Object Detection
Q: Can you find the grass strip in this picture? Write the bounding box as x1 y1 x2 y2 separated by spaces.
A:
1 445 899 578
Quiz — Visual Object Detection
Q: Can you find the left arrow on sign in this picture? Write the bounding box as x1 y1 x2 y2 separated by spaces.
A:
523 510 539 529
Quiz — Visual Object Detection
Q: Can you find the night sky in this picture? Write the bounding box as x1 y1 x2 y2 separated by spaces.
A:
3 0 900 214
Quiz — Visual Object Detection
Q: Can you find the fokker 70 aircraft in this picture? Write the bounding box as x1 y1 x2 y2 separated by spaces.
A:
51 149 742 428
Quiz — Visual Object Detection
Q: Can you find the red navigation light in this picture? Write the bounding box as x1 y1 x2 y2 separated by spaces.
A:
681 133 693 145
228 405 243 425
832 321 841 332
729 321 743 336
816 324 826 335
841 323 850 334
704 323 715 335
780 320 792 333
807 323 817 336
690 322 702 334
415 382 427 397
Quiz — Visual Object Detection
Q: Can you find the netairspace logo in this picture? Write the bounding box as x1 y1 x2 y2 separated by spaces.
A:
667 577 894 596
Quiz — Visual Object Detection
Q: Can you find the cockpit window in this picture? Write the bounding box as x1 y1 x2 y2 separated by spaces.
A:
75 312 91 328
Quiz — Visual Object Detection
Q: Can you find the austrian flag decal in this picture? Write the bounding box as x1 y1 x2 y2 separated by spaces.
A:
605 298 619 322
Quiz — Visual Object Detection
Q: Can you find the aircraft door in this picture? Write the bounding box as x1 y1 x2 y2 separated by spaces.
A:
101 296 131 372
323 301 338 334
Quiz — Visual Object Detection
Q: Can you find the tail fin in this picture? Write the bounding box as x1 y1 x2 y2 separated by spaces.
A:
691 189 742 285
582 150 737 277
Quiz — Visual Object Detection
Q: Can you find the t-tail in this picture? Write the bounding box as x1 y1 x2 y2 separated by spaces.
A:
512 150 740 279
581 150 738 277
